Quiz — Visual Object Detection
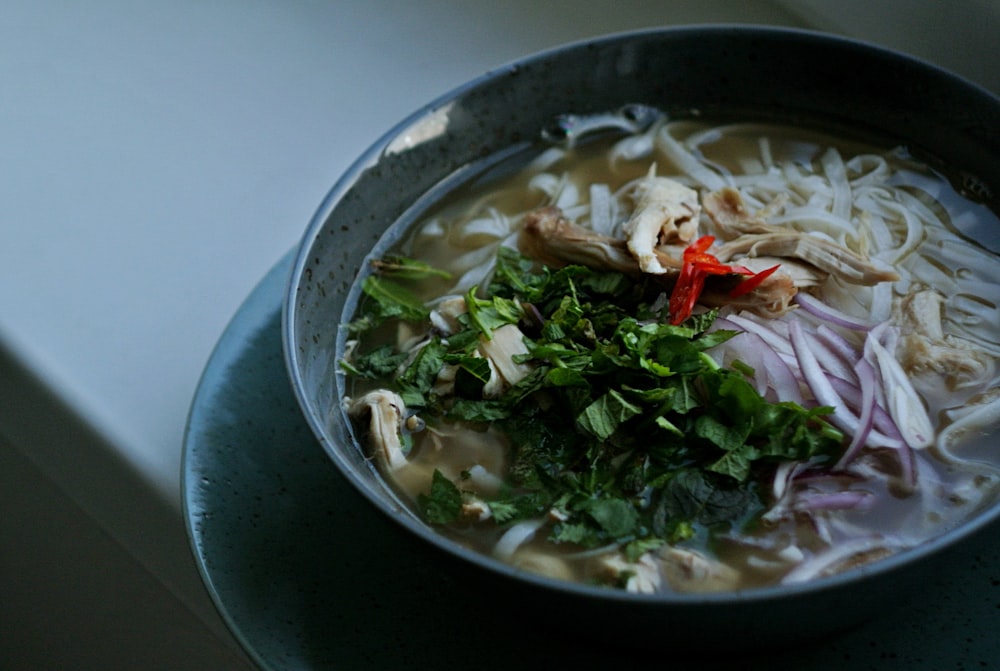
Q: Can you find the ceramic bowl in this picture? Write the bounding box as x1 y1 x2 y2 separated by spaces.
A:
282 26 1000 649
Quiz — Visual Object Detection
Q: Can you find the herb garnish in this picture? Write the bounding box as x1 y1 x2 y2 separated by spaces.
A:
345 247 844 552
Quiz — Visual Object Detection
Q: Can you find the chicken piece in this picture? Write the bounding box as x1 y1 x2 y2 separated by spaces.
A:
511 549 575 581
705 187 898 286
657 547 740 593
623 173 700 274
703 187 781 238
893 289 996 390
478 323 532 397
428 299 532 398
345 390 409 471
598 552 663 594
460 497 492 522
714 232 899 286
428 295 468 335
700 269 798 318
938 387 1000 458
519 206 654 274
738 255 826 288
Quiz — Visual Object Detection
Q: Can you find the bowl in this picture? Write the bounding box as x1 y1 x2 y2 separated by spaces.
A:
282 25 1000 650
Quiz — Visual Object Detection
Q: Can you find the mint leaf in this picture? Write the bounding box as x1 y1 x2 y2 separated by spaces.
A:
372 256 453 280
454 356 492 398
464 286 520 339
339 344 407 379
585 498 640 539
418 470 463 524
360 275 429 323
577 389 642 440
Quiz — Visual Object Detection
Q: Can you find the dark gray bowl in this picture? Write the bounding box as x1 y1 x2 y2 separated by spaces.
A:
283 26 1000 649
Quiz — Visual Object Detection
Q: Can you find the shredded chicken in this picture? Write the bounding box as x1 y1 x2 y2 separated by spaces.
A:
428 295 468 335
701 272 798 317
705 187 899 286
703 187 781 238
740 255 826 287
623 172 700 274
345 390 409 471
714 232 899 285
511 549 575 581
893 289 996 390
599 552 663 594
519 206 658 275
478 324 532 397
657 547 740 593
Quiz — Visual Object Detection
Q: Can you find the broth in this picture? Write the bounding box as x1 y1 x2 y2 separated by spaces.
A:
339 110 1000 593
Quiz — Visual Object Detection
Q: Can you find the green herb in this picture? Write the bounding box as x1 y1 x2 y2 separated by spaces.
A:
344 249 845 556
418 469 464 524
371 255 453 280
346 275 430 334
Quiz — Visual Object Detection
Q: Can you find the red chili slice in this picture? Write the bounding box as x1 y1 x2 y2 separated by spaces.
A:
729 264 781 297
669 236 782 324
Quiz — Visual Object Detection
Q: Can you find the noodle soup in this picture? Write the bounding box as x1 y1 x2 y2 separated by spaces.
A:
339 109 1000 593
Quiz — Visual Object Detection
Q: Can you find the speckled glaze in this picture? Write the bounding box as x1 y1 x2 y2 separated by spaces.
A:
184 253 1000 670
280 26 1000 651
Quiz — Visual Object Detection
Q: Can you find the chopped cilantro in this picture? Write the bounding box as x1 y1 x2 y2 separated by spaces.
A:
344 249 845 556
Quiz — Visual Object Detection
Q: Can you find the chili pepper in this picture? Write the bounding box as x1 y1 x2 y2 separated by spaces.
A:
729 264 781 297
668 235 778 324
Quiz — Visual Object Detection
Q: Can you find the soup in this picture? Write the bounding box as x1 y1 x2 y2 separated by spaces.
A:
339 108 1000 593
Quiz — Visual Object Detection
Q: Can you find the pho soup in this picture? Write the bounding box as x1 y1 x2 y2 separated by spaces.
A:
339 109 1000 593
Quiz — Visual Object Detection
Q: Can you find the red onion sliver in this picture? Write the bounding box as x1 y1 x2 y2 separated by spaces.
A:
789 319 855 434
797 489 876 512
827 375 904 443
794 292 874 331
836 359 877 468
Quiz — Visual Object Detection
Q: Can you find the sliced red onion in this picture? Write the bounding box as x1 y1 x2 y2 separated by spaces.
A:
827 375 905 445
712 318 803 404
836 359 877 468
725 312 793 355
793 292 874 331
789 319 855 436
807 329 857 383
815 324 863 367
796 489 876 512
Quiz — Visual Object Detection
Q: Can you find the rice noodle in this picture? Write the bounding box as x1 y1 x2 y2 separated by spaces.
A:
493 518 547 561
781 537 906 584
653 123 728 191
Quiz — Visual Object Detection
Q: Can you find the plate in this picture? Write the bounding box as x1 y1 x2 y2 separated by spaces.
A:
183 253 1000 670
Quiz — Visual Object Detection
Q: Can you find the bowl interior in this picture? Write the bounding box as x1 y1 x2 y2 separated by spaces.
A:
282 25 1000 633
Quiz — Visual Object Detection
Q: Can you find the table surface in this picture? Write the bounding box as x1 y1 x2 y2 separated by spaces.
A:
2 0 998 667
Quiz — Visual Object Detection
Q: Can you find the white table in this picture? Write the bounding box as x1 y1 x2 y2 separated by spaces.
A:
2 2 997 668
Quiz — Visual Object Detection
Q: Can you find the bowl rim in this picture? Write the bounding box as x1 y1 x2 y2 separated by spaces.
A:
282 23 1000 605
